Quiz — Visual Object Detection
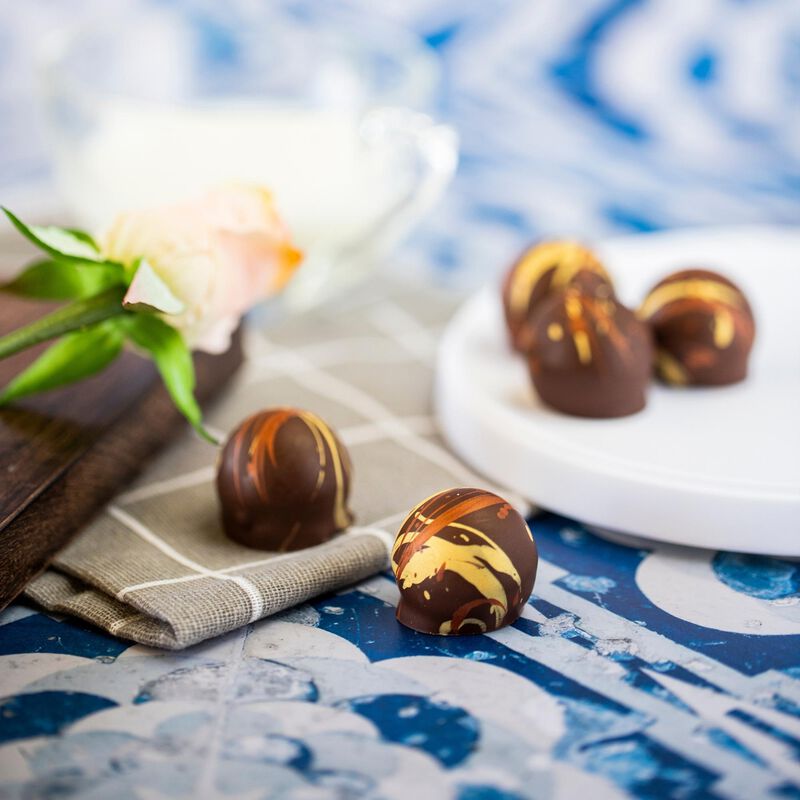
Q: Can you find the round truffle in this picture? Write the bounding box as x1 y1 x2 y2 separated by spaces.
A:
639 269 755 386
391 488 538 636
526 288 653 418
502 240 614 353
216 408 354 551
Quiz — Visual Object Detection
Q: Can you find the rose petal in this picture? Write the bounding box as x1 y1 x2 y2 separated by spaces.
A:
191 314 240 355
101 184 302 354
123 259 186 314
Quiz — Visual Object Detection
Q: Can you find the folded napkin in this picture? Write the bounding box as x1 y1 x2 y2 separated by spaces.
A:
27 279 521 649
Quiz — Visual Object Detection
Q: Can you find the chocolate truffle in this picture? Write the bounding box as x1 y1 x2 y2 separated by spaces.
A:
392 488 538 635
526 288 653 418
639 269 755 386
502 240 614 352
216 408 354 551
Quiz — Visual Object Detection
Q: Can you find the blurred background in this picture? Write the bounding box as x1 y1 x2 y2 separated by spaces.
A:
2 0 800 286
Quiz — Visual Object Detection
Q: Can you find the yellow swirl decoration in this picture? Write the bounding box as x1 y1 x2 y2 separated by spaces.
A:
508 241 607 317
564 293 592 365
547 323 564 341
440 617 487 635
391 491 448 563
639 278 744 320
713 308 735 349
247 409 296 501
656 350 689 386
245 408 350 529
393 494 525 633
396 535 511 629
298 410 351 529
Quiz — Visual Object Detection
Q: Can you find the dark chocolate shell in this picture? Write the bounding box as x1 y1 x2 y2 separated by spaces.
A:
392 488 537 636
639 269 755 386
217 408 354 551
502 240 614 353
526 288 653 418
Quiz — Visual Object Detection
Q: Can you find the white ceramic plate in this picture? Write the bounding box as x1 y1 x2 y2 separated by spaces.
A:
435 226 800 555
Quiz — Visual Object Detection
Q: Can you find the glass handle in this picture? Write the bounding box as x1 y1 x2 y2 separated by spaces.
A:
343 107 458 262
282 107 458 310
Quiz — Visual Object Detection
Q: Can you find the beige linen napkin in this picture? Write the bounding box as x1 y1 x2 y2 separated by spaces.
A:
26 279 522 649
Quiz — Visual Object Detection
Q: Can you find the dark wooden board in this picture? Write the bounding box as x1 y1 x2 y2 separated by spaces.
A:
0 292 243 609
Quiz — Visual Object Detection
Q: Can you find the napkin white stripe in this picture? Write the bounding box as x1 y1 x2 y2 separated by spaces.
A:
339 415 437 446
112 526 392 599
117 466 217 505
108 611 144 635
366 300 438 361
249 336 415 372
109 505 264 622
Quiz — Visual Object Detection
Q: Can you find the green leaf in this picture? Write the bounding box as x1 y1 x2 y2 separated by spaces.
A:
122 314 216 443
2 259 125 300
0 321 124 404
2 207 105 263
64 228 100 251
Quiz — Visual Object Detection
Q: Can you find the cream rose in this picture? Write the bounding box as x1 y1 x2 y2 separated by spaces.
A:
102 185 302 353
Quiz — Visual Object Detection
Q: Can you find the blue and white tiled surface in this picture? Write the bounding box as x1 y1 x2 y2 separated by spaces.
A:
1 1 800 798
1 517 799 799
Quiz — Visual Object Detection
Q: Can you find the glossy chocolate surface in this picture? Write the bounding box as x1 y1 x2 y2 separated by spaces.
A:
392 488 538 636
526 288 653 418
216 408 354 551
502 240 614 353
639 269 755 386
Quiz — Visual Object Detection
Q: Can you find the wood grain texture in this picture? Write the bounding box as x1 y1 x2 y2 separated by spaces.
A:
0 293 243 609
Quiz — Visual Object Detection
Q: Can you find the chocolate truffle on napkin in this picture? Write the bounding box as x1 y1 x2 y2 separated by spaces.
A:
26 280 528 649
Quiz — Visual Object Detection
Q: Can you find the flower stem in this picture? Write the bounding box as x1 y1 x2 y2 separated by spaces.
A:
0 286 127 360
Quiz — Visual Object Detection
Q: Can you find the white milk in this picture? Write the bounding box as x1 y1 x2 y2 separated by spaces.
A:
55 101 403 252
